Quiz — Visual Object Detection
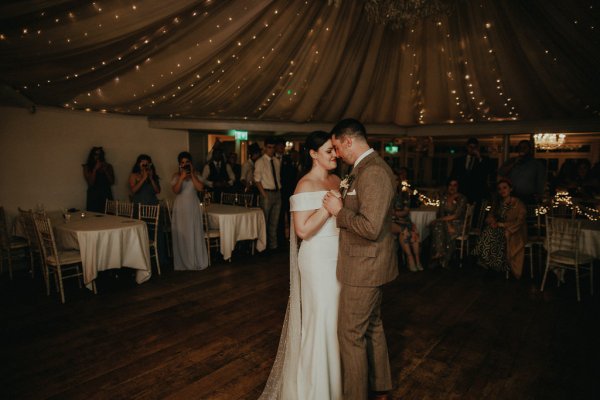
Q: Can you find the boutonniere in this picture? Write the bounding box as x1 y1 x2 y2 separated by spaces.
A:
339 174 355 198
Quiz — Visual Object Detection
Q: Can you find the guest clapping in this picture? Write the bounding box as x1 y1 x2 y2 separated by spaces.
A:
83 146 115 212
473 179 527 279
129 154 160 205
430 178 467 268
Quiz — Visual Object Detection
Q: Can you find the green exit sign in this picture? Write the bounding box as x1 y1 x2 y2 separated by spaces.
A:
230 130 248 140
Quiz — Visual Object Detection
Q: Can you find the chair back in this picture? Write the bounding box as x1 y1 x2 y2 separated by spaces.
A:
238 193 255 207
0 206 9 250
220 192 237 205
105 199 118 215
32 213 61 267
550 203 575 219
525 204 545 240
117 201 134 218
200 202 210 232
138 204 160 242
545 216 581 254
460 204 474 238
18 208 41 254
475 200 489 232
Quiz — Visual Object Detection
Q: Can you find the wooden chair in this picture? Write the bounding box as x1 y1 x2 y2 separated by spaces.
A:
220 192 238 205
524 205 546 279
17 207 41 279
549 203 575 219
540 216 593 302
117 201 134 218
201 203 220 266
238 193 255 208
33 213 90 303
469 200 489 239
0 206 30 280
104 199 118 215
455 204 474 268
138 204 161 276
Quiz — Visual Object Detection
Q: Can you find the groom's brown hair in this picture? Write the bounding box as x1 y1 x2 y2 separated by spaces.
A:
331 118 367 141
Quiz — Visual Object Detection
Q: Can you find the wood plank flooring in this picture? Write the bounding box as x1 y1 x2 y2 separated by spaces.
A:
1 251 598 399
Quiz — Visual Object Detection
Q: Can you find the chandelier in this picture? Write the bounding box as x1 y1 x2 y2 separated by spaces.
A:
533 133 566 151
329 1 457 30
366 0 456 29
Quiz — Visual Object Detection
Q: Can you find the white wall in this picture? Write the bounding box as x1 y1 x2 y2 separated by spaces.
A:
0 106 188 218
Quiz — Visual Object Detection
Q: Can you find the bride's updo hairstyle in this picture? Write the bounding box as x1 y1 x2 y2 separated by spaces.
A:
301 130 332 173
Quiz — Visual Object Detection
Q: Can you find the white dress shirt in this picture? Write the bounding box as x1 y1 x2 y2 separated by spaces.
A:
254 154 281 190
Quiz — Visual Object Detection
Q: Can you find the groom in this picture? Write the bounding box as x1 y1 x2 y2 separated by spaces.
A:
324 119 398 400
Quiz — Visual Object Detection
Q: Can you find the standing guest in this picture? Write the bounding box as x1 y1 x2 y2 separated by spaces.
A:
430 178 467 268
241 143 262 194
129 154 160 206
474 179 527 279
450 137 494 205
279 148 302 242
391 168 422 272
254 137 282 251
227 152 243 192
83 146 114 212
562 159 598 198
498 140 546 204
171 152 208 271
202 147 235 202
129 154 167 266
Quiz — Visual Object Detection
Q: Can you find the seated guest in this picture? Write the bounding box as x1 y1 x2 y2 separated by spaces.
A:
391 169 422 272
430 178 467 268
474 179 527 279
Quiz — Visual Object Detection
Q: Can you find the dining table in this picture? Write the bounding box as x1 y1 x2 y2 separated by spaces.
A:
205 204 267 261
53 212 151 287
579 219 600 259
409 206 438 242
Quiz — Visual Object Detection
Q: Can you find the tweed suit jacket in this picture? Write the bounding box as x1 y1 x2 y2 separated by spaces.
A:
336 151 398 287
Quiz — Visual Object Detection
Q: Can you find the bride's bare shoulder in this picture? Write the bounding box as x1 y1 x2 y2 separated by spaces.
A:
294 175 320 194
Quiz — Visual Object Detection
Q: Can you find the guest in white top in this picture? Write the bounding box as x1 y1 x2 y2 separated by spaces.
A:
254 137 282 250
241 143 262 191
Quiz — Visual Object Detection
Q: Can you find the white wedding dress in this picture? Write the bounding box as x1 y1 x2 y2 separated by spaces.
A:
260 190 342 400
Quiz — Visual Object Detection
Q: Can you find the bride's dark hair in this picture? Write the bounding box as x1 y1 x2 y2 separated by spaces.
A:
301 130 332 173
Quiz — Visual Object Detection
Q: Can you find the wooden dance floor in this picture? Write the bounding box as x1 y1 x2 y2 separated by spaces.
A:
1 251 598 399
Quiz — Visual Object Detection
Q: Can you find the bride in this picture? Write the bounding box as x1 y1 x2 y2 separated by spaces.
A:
260 131 342 399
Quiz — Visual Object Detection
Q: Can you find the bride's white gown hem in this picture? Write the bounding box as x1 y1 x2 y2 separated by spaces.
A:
259 190 341 400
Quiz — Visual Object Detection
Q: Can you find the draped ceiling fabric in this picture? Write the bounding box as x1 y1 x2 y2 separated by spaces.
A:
0 0 599 127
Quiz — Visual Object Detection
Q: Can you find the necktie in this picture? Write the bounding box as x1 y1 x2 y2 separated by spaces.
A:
467 156 473 171
270 158 279 190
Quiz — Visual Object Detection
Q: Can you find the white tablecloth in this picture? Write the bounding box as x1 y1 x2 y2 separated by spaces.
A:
206 204 267 260
580 220 600 259
409 207 438 242
53 213 151 285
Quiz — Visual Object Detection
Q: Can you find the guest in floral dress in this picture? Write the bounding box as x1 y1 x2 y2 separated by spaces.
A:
391 168 422 271
474 179 527 278
430 178 467 268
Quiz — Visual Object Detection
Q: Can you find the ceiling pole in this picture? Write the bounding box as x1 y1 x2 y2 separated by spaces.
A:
502 134 511 164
